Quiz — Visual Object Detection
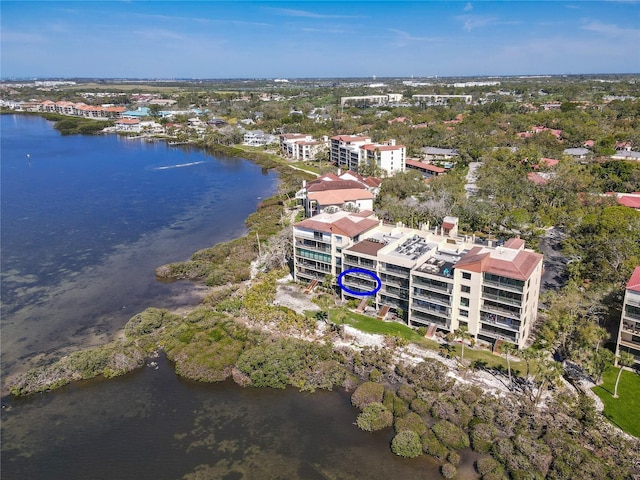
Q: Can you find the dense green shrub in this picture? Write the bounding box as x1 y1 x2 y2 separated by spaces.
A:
383 389 409 417
394 412 427 435
396 384 417 402
356 402 393 432
421 430 449 461
236 338 335 389
410 396 434 416
470 422 499 453
124 308 178 338
391 430 423 458
447 451 461 465
476 457 506 478
432 420 470 450
351 381 385 409
441 463 457 479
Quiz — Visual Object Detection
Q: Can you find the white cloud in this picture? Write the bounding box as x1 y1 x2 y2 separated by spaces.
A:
581 20 640 38
464 2 473 11
1 30 47 44
267 7 363 19
388 29 443 47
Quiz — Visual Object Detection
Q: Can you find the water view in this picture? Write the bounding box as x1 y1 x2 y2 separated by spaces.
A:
0 115 464 479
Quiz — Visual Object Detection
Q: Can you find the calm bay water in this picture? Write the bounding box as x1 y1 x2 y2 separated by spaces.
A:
0 115 469 479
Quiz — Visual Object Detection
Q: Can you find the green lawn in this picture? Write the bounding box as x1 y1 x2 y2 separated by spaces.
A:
327 308 526 373
592 366 640 438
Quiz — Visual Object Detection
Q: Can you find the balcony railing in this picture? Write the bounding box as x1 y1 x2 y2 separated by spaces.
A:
411 300 450 318
380 264 411 277
380 274 409 288
622 321 640 335
483 275 524 292
380 286 409 300
481 300 521 318
410 311 449 328
482 291 523 307
295 240 331 253
480 312 521 332
479 324 519 343
412 276 451 292
624 307 640 321
413 288 451 306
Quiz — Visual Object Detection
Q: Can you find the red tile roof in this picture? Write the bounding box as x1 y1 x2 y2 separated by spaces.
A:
455 246 542 281
361 144 405 151
295 216 378 238
308 189 374 205
616 194 640 209
627 266 640 292
346 239 387 256
504 238 525 249
527 172 549 185
406 159 446 173
307 180 365 192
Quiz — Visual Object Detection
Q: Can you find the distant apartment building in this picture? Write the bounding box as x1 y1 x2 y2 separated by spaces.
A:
243 130 276 146
330 135 405 176
38 100 125 119
279 133 329 161
340 94 403 108
295 171 379 217
293 215 543 348
412 94 473 106
616 266 640 366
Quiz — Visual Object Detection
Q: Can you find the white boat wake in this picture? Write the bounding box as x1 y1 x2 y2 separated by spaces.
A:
154 161 206 170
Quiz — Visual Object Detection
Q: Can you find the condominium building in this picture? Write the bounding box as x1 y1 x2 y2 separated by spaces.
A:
330 135 406 176
292 211 380 283
279 134 329 161
616 266 640 366
294 215 543 348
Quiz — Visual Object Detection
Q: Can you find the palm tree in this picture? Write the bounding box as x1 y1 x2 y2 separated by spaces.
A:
613 351 635 398
500 342 518 390
455 325 473 362
534 359 563 405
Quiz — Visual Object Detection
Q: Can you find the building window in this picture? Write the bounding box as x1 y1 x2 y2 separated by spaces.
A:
335 236 342 244
460 297 469 307
462 272 471 280
460 309 469 318
461 285 471 293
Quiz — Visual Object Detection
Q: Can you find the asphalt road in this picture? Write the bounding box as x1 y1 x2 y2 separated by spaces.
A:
538 227 570 293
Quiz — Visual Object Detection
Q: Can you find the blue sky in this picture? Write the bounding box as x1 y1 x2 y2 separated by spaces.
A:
2 1 639 78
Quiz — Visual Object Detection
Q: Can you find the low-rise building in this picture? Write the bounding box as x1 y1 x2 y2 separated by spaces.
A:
421 147 460 161
295 171 381 217
279 133 329 161
330 135 405 176
616 266 640 366
243 129 276 146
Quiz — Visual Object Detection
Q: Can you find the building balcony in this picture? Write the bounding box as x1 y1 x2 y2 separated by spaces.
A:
412 276 451 293
380 286 409 300
623 308 640 321
296 260 331 273
483 277 524 293
622 320 640 335
478 324 518 343
482 291 523 307
618 338 640 352
380 274 409 288
379 294 407 309
413 288 451 306
380 264 411 277
295 240 331 252
410 311 449 329
411 300 450 318
481 300 522 318
480 312 521 332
